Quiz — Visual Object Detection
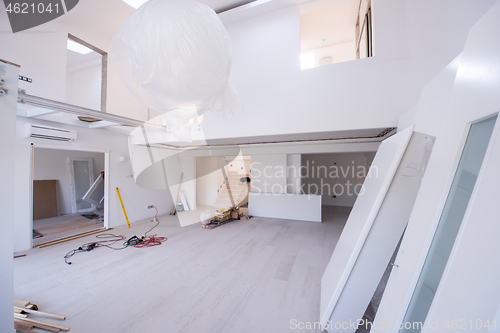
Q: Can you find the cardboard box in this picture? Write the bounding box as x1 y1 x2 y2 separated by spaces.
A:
231 208 240 219
239 207 248 216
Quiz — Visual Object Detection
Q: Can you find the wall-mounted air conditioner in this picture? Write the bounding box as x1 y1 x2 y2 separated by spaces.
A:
24 124 77 142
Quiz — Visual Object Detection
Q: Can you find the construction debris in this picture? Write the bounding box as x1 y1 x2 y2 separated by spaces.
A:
13 299 68 332
202 208 243 229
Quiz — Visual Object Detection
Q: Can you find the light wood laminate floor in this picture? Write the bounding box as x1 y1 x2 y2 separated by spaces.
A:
14 205 350 333
33 211 104 247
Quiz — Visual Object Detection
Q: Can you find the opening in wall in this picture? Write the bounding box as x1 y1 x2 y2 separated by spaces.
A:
32 147 109 248
300 0 373 70
66 34 107 112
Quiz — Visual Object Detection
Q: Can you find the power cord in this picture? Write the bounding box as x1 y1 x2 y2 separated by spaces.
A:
64 206 167 264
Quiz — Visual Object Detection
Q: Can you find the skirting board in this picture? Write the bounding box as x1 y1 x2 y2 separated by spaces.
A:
248 193 322 222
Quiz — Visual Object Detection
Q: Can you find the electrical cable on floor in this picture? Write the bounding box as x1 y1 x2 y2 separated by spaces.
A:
134 206 167 248
64 206 167 264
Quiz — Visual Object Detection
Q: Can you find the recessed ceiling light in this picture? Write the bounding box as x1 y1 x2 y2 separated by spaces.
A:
67 40 93 55
122 0 148 9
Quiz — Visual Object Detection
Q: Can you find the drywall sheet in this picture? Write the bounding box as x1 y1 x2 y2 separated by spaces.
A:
320 126 414 327
248 193 322 222
33 180 59 220
327 132 433 332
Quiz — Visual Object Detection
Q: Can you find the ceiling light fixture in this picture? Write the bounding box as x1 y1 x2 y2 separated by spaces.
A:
67 40 93 55
122 0 148 9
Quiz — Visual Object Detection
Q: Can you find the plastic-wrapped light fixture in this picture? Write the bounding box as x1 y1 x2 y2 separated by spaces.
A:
110 0 241 128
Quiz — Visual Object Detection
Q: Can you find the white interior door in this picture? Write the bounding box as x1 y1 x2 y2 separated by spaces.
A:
320 126 415 327
393 116 497 333
69 157 94 213
326 132 434 332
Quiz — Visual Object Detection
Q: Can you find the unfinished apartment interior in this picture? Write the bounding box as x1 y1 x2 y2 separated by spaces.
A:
1 0 500 332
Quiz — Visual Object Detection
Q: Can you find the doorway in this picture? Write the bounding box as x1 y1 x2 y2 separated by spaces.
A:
31 147 109 247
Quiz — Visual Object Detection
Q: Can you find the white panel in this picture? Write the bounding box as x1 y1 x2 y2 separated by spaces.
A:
249 193 322 222
328 132 433 332
320 126 414 326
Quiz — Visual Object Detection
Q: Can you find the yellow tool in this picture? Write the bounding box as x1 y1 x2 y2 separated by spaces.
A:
116 187 131 228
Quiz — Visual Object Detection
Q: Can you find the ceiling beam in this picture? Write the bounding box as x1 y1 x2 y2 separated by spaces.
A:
17 92 150 128
26 107 59 118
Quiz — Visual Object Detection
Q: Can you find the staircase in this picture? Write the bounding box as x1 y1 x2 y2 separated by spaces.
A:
213 171 250 209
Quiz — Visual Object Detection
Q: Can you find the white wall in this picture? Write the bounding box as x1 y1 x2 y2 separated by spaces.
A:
304 41 357 67
196 157 218 207
34 148 105 215
404 0 498 108
251 154 287 194
0 60 19 333
0 30 68 102
14 117 172 252
227 155 251 174
301 152 375 207
66 62 102 111
202 0 409 140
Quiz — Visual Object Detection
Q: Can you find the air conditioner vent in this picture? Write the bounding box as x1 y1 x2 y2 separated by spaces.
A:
25 123 77 142
31 125 73 134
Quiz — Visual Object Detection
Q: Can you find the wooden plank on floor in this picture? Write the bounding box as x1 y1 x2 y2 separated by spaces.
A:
35 228 110 247
38 228 111 249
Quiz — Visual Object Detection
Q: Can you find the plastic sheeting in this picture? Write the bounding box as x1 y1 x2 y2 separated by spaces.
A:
111 0 244 227
110 0 241 140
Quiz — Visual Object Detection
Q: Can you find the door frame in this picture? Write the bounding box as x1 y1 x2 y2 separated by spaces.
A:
69 157 95 213
30 143 110 248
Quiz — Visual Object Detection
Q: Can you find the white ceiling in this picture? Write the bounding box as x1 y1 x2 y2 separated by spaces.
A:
55 0 265 43
55 0 299 67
